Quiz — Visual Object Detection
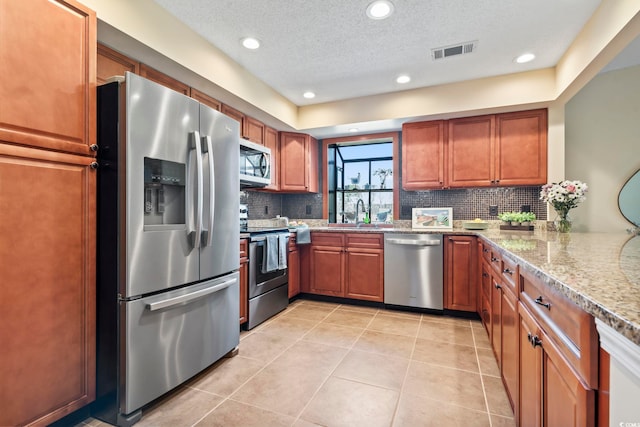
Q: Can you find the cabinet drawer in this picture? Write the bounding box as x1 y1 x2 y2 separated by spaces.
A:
345 233 383 249
520 269 598 388
311 232 344 247
480 241 492 263
288 233 297 250
500 253 518 293
480 260 492 301
240 239 248 259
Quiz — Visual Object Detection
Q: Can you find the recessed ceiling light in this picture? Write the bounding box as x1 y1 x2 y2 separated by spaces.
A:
366 0 394 20
241 37 260 50
303 91 316 99
349 128 359 132
396 74 411 84
515 53 535 64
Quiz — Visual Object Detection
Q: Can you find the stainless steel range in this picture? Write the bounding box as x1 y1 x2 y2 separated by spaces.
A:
244 227 290 329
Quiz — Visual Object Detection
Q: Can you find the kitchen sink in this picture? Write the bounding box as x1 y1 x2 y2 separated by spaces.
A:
328 223 393 229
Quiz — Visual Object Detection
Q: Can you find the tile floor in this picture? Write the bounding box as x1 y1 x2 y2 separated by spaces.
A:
79 299 515 427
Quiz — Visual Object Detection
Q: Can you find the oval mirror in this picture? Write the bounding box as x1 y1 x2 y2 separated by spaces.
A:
619 169 640 227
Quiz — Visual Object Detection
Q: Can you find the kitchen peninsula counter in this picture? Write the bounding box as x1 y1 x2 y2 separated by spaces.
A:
305 225 640 346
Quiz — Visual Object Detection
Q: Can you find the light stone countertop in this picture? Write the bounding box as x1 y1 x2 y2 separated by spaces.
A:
302 224 640 346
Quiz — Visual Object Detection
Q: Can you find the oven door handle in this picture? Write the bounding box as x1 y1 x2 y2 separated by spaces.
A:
146 278 237 311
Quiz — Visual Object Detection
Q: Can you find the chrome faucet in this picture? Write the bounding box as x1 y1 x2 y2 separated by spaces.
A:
355 199 365 226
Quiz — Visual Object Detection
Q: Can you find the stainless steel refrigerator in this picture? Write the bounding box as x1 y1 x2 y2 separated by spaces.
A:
94 72 240 426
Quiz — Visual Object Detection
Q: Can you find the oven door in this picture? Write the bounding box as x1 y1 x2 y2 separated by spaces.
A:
249 239 288 299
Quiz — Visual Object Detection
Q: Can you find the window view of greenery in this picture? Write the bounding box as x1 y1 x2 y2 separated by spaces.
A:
328 141 393 224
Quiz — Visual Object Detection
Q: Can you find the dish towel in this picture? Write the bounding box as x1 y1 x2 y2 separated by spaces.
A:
262 234 279 273
278 233 289 270
296 226 311 244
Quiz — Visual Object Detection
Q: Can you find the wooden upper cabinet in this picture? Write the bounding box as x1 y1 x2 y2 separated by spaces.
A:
97 44 139 85
402 121 446 189
190 88 222 111
243 116 265 145
221 104 245 132
495 109 547 186
280 132 319 192
139 64 190 96
263 127 279 190
448 115 495 187
0 0 96 156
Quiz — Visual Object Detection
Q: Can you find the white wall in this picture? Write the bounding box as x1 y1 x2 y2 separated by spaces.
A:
565 65 640 232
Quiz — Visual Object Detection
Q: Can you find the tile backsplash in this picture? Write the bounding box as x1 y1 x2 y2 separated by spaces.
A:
241 186 546 221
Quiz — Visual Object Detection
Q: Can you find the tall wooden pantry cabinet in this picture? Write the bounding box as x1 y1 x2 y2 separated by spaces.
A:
0 1 97 426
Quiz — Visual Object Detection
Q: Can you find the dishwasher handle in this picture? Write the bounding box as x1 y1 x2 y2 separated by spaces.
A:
385 238 441 246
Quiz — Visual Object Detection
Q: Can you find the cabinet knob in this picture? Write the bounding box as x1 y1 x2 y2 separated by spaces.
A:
503 268 513 275
494 283 502 289
89 144 99 152
89 162 99 170
483 248 490 253
482 272 489 278
491 257 499 263
534 295 551 310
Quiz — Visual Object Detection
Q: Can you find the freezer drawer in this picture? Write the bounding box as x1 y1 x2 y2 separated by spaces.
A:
122 273 239 416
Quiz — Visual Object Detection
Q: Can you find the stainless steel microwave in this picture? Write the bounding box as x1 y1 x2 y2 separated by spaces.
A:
239 138 271 187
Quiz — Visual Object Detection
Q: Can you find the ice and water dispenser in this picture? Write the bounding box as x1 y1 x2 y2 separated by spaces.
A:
143 157 186 226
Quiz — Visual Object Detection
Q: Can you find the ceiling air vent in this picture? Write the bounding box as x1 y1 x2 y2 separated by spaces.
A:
432 41 477 60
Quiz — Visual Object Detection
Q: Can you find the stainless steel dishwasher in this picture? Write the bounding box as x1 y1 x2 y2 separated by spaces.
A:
384 233 443 310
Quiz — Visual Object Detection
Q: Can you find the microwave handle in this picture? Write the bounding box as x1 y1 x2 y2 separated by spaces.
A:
261 152 270 180
189 131 203 249
203 134 215 247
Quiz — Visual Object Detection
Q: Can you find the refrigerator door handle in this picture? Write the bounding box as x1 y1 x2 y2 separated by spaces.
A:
202 134 215 247
146 278 237 311
190 131 204 249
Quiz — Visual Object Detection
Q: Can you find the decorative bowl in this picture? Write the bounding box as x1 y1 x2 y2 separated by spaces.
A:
462 221 489 230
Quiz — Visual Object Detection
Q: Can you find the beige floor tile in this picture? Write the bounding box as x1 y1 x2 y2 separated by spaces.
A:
302 322 363 348
292 419 324 427
187 355 264 397
483 375 514 417
380 308 423 320
418 320 475 345
393 392 491 427
491 414 517 427
353 330 416 359
230 363 327 417
301 377 399 427
367 313 421 337
403 360 487 412
135 386 223 427
422 313 474 328
476 347 501 377
334 303 379 314
236 331 297 363
282 303 337 321
270 340 348 375
332 349 409 390
322 309 376 328
412 338 479 372
255 316 319 339
298 300 340 309
195 399 295 426
472 324 493 349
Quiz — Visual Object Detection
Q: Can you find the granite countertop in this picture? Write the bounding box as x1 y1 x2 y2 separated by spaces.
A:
304 224 640 346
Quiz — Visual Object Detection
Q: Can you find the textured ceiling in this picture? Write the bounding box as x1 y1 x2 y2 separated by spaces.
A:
152 0 601 106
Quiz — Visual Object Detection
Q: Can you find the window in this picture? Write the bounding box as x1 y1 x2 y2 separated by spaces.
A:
328 141 393 224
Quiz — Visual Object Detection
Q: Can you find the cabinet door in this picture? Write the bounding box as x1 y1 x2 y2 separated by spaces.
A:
444 236 477 311
448 115 495 187
345 248 384 302
542 328 596 427
309 246 344 296
519 303 542 427
0 143 96 427
97 44 139 85
190 88 222 111
501 287 519 411
402 121 446 189
0 0 96 156
221 104 245 134
243 116 265 145
480 261 493 335
495 109 547 186
263 127 279 190
139 64 190 95
491 275 503 367
280 132 318 192
288 249 300 298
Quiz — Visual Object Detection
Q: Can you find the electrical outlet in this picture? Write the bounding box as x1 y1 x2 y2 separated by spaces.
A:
489 205 498 216
264 205 269 215
521 205 531 212
305 205 312 215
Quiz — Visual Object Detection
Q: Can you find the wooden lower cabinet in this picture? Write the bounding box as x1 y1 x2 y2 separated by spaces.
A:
288 236 300 298
444 235 477 311
0 143 96 427
308 232 384 302
501 285 519 411
519 303 595 427
239 239 248 325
